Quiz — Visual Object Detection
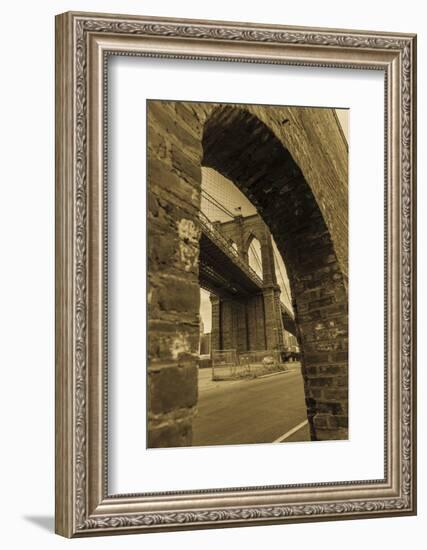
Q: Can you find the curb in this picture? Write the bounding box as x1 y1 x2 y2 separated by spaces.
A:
257 370 291 380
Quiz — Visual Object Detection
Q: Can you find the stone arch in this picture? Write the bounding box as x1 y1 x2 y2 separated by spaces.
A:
244 231 262 255
147 100 348 446
229 239 238 254
246 235 263 280
202 105 348 441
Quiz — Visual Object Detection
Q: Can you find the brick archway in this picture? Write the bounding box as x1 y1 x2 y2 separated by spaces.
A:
202 105 348 441
147 100 348 446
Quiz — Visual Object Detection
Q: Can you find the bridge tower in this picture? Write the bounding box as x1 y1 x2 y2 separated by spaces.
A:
209 214 285 355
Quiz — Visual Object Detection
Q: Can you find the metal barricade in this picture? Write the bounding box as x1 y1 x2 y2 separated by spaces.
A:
238 350 282 377
211 349 239 380
212 349 287 380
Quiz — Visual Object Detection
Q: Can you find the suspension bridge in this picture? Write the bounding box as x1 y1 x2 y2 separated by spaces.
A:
196 188 297 346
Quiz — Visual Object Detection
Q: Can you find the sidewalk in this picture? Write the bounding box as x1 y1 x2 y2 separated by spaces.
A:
197 362 301 394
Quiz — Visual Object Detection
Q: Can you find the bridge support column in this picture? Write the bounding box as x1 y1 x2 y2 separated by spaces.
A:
262 285 285 353
246 294 267 351
210 295 221 352
221 301 233 350
219 299 249 352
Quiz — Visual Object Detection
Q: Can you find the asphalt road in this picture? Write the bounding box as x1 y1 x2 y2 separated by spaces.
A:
192 369 309 447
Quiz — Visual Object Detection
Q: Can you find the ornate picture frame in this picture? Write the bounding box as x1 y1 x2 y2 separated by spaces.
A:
55 11 417 537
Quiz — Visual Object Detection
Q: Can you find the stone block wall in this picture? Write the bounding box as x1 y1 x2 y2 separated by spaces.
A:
147 101 203 447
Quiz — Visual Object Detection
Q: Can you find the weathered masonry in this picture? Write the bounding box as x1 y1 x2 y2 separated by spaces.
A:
147 100 348 447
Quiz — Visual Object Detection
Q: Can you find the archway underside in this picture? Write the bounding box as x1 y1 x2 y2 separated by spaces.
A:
202 105 348 441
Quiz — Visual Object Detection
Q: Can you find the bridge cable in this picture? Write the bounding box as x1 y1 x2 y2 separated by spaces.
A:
201 189 236 220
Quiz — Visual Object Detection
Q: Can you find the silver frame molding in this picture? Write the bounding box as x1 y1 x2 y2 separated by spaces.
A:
55 11 417 537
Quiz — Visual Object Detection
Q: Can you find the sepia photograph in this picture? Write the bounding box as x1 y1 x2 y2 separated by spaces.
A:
53 9 416 537
147 100 349 448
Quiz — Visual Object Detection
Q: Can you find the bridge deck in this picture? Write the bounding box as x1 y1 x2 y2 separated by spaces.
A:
199 232 263 299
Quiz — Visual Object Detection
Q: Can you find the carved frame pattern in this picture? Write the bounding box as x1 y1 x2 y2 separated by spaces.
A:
55 11 416 537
